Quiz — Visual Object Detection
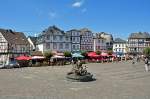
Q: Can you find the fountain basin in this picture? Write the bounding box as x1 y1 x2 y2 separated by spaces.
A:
66 72 93 82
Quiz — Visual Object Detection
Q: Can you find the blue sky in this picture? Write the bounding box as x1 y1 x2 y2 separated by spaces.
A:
0 0 150 39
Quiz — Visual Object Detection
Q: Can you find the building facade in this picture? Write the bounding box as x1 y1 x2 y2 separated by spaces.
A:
99 32 113 50
80 28 93 52
113 38 127 57
93 33 106 52
0 29 30 64
27 36 37 51
128 32 150 54
66 29 80 52
37 26 71 53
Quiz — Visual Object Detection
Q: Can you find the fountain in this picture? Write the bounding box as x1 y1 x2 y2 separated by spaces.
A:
66 60 94 82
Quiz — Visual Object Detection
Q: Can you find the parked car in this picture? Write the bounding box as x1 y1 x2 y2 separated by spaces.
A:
4 61 20 69
0 63 5 69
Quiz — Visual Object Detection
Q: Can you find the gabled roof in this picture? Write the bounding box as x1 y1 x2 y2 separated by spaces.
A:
129 32 150 39
80 28 92 35
93 33 105 39
80 28 92 32
0 29 29 45
42 25 65 34
28 36 37 45
95 32 113 41
66 29 80 32
114 38 126 43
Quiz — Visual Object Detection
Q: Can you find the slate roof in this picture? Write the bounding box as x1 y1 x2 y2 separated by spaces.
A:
80 28 92 35
0 29 29 45
114 38 126 43
42 25 65 34
129 32 150 39
66 29 80 32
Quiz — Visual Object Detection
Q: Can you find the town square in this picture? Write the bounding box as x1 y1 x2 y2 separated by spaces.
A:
0 61 150 99
0 0 150 98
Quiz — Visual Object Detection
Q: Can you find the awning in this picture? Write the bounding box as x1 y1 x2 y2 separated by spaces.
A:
32 56 45 59
52 55 65 58
16 55 31 60
101 52 109 57
72 53 84 58
88 52 100 57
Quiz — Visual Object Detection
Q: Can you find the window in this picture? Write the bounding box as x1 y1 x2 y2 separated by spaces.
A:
72 37 75 42
53 36 57 40
77 37 80 42
73 45 76 50
46 35 50 40
59 43 63 49
77 45 80 50
53 43 57 49
46 43 50 49
73 32 75 36
21 47 25 52
65 43 69 49
115 45 117 47
119 48 121 52
119 45 120 47
66 37 69 41
60 36 63 41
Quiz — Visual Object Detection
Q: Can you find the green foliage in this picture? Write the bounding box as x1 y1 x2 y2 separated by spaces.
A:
107 48 113 51
64 51 72 57
143 47 150 57
107 50 113 55
44 51 53 60
81 51 88 58
96 50 101 55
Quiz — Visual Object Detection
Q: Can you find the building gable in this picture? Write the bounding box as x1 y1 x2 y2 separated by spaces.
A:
0 31 7 43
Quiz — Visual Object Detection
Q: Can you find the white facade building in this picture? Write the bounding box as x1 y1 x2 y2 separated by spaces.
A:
99 32 113 50
37 26 71 53
113 38 127 57
27 36 37 51
0 29 30 64
128 32 150 54
93 34 107 52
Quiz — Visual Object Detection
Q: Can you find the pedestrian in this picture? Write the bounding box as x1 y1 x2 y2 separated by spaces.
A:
132 57 135 64
71 59 74 65
144 57 149 72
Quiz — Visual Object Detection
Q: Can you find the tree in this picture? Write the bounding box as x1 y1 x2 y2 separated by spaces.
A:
44 51 53 65
64 51 72 57
96 50 101 55
107 48 113 51
143 47 150 57
107 50 113 55
81 51 88 59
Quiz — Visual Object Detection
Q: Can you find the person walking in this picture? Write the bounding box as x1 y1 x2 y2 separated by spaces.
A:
132 56 135 64
144 57 149 72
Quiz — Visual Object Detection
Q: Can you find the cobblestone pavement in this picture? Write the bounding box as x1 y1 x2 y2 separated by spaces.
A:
0 61 150 99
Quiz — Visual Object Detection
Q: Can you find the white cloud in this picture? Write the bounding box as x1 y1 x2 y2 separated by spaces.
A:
72 1 83 8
